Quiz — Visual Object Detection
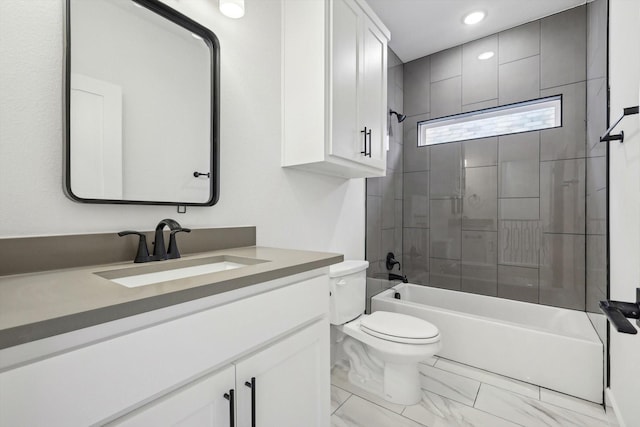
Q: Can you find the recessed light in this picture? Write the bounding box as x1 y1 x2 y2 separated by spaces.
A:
464 11 486 25
478 51 494 60
219 0 245 19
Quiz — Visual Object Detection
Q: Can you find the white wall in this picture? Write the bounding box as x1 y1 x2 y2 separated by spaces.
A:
608 0 640 425
0 0 365 260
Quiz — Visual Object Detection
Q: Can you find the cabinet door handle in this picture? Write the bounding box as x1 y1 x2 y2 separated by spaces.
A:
366 128 372 158
360 127 368 156
244 377 256 427
223 389 235 427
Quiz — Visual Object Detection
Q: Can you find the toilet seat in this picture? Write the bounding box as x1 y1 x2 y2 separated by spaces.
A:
360 311 439 344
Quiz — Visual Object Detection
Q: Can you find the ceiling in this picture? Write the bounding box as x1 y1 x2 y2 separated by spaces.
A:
366 0 587 63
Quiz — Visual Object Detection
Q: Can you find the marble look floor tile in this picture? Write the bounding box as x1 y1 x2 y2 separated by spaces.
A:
402 389 520 427
475 384 607 427
332 395 426 427
434 358 539 399
539 388 606 422
419 364 481 406
332 385 352 413
331 364 405 414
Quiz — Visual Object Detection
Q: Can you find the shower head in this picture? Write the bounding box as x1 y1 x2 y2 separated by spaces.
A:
390 110 407 123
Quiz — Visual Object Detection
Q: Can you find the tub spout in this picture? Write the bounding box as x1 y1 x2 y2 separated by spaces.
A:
388 273 408 283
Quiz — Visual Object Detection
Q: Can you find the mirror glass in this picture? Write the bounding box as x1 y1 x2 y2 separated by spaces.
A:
65 0 219 206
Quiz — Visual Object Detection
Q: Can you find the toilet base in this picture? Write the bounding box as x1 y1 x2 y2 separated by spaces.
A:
341 337 423 405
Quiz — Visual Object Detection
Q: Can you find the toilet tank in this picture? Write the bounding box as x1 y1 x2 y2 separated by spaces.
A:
329 260 369 325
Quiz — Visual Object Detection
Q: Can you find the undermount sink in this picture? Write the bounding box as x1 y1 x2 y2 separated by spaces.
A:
96 256 267 288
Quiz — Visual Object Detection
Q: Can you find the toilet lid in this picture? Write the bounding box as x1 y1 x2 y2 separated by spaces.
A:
360 311 440 344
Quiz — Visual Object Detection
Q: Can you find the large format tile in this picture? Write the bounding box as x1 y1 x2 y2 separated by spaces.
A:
539 233 586 310
499 55 540 105
332 385 352 413
331 363 406 414
431 77 462 119
404 171 429 228
404 56 431 117
403 390 519 427
462 35 498 105
540 5 587 89
403 113 430 172
429 258 461 291
498 20 540 64
430 199 461 259
332 395 423 427
463 137 497 167
587 156 606 235
434 359 540 399
431 46 462 83
418 364 480 406
431 142 462 198
366 196 382 264
540 388 608 422
462 99 498 113
586 234 607 313
404 228 430 285
475 384 606 427
498 132 540 198
540 158 586 234
586 77 607 157
463 166 497 231
540 81 587 161
497 265 539 303
587 0 607 80
461 231 497 296
381 172 396 229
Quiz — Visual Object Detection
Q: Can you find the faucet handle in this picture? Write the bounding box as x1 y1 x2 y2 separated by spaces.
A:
167 228 191 260
118 231 151 263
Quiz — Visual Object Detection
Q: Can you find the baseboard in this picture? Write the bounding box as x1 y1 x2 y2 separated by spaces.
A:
606 388 626 427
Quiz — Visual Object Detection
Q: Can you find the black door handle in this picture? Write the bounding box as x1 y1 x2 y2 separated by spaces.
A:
244 377 256 427
223 389 235 427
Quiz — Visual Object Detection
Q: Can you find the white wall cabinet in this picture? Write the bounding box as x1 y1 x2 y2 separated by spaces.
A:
0 274 330 427
282 0 390 178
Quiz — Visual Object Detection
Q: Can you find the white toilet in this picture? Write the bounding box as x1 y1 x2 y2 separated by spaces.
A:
330 260 441 405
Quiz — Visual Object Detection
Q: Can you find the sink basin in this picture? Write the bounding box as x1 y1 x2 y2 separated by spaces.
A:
96 256 266 288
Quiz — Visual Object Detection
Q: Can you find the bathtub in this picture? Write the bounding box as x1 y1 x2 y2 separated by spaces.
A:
372 283 603 403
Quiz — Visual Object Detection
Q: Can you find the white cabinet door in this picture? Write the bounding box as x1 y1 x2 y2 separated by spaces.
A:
108 366 235 427
359 18 387 168
235 321 330 427
330 0 361 163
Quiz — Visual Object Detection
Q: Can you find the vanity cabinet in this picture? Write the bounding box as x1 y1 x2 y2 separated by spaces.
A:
282 0 390 178
0 274 330 427
110 321 327 427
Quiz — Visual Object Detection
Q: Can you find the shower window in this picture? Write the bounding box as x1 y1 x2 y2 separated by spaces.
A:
418 95 562 146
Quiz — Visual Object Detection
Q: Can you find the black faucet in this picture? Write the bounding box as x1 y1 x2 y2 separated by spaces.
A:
388 273 409 283
118 219 191 263
152 219 191 260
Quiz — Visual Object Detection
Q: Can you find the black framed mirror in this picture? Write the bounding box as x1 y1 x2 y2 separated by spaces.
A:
63 0 219 206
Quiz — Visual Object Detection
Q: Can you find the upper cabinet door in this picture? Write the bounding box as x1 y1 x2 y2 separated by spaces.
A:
281 0 389 178
330 0 361 162
359 18 387 168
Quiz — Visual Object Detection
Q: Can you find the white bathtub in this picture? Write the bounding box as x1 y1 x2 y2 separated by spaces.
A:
372 283 603 403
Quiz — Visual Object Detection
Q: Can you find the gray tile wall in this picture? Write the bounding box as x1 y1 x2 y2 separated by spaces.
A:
365 48 404 295
395 4 608 312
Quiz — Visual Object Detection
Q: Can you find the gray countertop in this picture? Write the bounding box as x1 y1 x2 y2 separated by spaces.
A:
0 246 343 349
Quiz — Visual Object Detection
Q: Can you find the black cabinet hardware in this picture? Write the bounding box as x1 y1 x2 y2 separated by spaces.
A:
360 127 368 156
223 389 235 427
244 377 256 427
193 171 211 178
